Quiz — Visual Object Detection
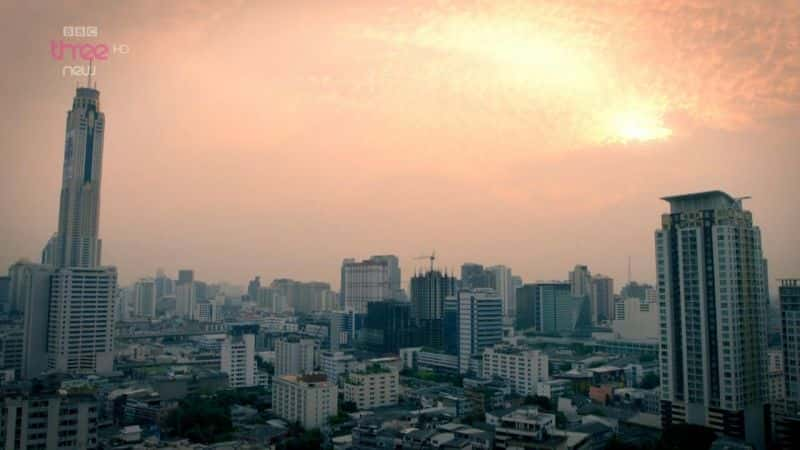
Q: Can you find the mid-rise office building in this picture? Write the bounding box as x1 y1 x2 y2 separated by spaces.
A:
363 300 416 353
1 380 99 450
536 282 590 334
455 289 503 374
515 284 541 331
343 364 399 410
272 373 337 429
482 345 549 396
275 336 316 376
656 191 769 449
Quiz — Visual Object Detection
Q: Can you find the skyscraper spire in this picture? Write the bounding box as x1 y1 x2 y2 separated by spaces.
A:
87 59 92 88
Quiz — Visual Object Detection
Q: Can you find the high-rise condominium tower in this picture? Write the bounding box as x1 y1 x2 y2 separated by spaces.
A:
656 191 769 449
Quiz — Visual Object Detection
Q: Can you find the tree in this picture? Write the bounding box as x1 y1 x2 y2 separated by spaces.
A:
162 396 234 444
341 400 358 413
523 395 553 411
638 353 657 363
640 373 660 389
277 428 322 450
657 424 716 450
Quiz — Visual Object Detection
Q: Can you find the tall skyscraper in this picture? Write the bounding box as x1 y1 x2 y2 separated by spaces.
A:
410 269 457 348
340 255 401 314
656 191 769 449
43 87 106 268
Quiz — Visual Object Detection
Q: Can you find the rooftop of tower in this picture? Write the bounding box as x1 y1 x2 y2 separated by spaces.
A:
75 86 99 99
661 190 743 213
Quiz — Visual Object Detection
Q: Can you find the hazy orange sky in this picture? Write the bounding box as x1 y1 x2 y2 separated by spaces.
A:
1 0 799 290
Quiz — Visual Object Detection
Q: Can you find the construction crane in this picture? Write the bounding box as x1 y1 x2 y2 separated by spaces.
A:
414 251 436 273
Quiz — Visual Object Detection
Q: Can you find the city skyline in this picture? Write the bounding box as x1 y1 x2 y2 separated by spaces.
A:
2 1 799 288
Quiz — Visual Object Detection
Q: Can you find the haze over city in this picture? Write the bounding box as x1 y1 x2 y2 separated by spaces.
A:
2 0 799 288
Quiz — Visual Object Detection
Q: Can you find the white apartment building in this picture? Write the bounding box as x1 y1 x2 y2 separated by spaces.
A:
275 336 316 376
1 385 99 450
133 278 156 318
320 351 356 384
272 373 338 429
221 332 256 388
611 297 659 340
47 267 117 375
343 364 399 410
482 345 549 396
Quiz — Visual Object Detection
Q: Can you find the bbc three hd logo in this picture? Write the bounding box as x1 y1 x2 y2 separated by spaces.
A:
50 26 130 78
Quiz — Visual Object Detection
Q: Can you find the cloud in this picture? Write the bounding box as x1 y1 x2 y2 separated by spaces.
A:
336 0 800 148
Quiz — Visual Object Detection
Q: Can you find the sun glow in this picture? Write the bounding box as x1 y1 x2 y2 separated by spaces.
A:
608 109 673 143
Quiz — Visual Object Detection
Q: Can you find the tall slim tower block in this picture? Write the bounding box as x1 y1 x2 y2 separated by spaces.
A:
43 87 106 268
656 191 769 449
